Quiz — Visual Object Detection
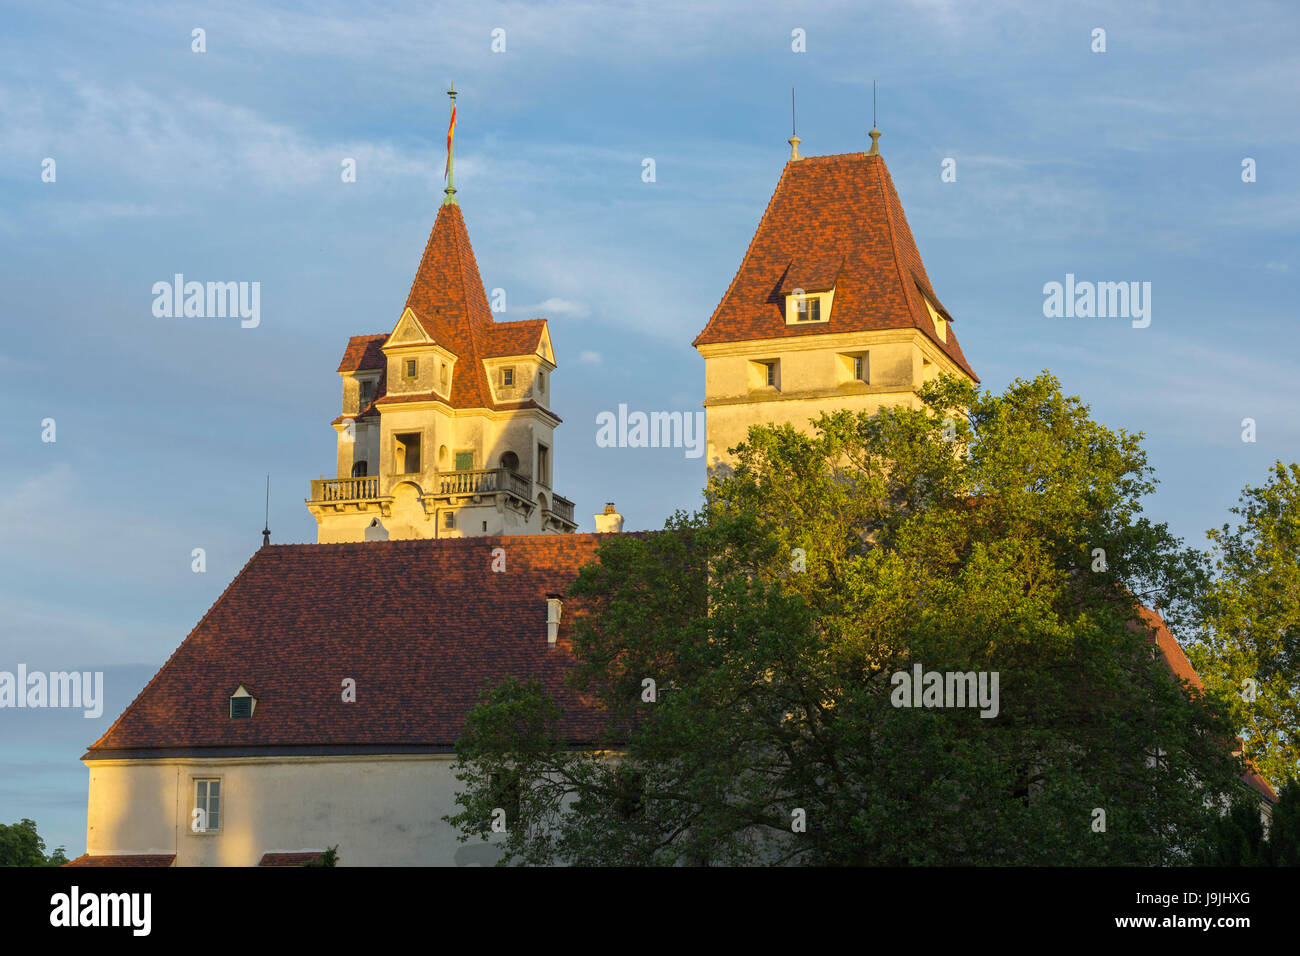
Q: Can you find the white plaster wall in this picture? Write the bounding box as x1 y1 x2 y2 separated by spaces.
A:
84 754 505 867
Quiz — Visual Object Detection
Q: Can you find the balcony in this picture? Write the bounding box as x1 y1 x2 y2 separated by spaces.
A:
307 468 577 532
311 476 380 502
548 494 575 524
437 468 532 499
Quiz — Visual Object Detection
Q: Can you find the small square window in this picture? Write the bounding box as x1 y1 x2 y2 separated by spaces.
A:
501 367 515 388
404 359 417 378
230 696 252 719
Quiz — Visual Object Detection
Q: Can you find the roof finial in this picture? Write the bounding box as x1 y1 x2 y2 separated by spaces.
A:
261 474 270 547
787 86 801 161
867 78 881 155
443 82 459 205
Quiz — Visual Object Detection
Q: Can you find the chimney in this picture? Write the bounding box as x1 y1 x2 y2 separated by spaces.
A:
593 501 624 534
546 594 563 646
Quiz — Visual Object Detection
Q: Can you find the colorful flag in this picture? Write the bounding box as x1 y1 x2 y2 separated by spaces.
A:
444 104 456 179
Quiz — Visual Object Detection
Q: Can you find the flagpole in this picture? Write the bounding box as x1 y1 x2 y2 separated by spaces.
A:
443 82 458 205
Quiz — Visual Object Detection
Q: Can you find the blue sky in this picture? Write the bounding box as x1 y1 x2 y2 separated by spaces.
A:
1 0 1296 857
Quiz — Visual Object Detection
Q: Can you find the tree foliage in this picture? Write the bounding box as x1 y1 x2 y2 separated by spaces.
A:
1191 461 1300 788
447 373 1250 865
0 818 67 867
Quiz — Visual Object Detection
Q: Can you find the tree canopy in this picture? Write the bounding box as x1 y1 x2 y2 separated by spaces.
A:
446 373 1256 865
0 818 67 867
1191 461 1300 788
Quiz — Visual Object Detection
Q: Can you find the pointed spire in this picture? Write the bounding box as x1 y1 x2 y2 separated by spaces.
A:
443 82 459 205
788 86 801 160
867 79 881 155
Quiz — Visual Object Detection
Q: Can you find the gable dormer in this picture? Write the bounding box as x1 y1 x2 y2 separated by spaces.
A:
779 254 841 325
382 307 458 400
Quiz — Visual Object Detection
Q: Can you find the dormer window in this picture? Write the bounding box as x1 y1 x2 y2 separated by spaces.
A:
919 292 949 343
229 684 257 719
359 379 375 404
784 288 833 325
501 367 515 388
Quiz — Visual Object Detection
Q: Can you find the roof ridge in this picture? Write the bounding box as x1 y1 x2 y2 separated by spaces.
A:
445 204 497 412
871 153 926 339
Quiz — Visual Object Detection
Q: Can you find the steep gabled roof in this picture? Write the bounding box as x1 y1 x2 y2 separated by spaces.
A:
85 535 625 757
336 334 388 373
393 202 536 411
694 151 978 381
482 319 548 359
337 203 556 415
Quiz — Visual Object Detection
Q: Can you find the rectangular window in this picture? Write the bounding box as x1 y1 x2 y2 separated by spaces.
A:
359 379 375 404
766 362 777 387
798 296 821 321
404 359 417 379
395 433 421 474
501 367 515 388
454 451 474 472
854 354 868 382
444 512 455 529
537 445 549 486
230 696 252 719
194 779 221 833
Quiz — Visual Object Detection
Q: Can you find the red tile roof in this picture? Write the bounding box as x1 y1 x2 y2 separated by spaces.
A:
336 334 388 373
396 203 553 411
333 205 553 420
483 319 548 358
694 152 978 381
258 851 327 866
84 532 1273 805
86 535 623 756
63 854 175 867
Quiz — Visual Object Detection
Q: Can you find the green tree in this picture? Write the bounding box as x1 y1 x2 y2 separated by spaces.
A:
1190 462 1300 788
0 818 67 866
447 373 1244 865
1195 783 1300 865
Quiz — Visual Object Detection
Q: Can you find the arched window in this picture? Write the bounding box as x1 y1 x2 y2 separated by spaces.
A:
352 461 368 477
499 451 520 473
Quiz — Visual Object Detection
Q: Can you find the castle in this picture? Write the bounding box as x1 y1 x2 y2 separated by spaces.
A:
68 112 1268 866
